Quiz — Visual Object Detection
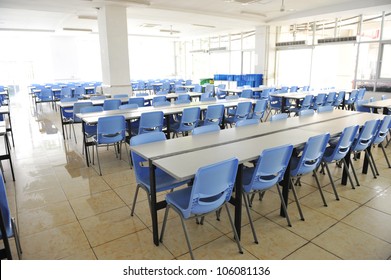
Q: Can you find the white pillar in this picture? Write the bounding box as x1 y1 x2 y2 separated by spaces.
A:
98 5 132 96
254 25 269 85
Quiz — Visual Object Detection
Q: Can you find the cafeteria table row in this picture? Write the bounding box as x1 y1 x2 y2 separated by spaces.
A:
130 109 384 246
362 98 391 115
76 97 257 166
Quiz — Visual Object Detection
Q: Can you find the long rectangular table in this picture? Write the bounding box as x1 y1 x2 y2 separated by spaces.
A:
130 110 382 246
362 99 391 114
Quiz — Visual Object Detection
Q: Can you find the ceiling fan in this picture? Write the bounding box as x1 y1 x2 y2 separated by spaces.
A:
275 0 296 13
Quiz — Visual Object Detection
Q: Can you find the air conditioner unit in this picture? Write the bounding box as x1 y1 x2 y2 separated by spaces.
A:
275 40 307 47
317 36 357 44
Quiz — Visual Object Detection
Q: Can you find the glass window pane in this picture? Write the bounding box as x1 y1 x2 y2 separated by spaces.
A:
276 49 311 87
382 13 391 40
380 44 391 78
361 14 382 42
357 43 379 80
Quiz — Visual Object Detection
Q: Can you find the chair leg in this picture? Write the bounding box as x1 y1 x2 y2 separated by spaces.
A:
71 123 77 144
380 144 391 168
348 156 360 186
290 178 305 221
341 158 356 189
95 144 102 176
224 203 243 254
275 184 292 227
159 204 170 243
323 161 339 201
368 148 379 175
130 184 141 216
364 150 377 179
313 170 327 207
179 215 195 260
242 192 258 244
11 218 22 260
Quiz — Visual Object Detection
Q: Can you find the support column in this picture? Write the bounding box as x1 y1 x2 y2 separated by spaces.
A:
254 26 268 84
98 5 132 96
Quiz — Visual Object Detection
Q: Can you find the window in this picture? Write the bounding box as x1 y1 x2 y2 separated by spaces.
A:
379 43 391 79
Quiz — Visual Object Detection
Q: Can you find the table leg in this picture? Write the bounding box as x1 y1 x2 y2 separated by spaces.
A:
280 155 292 217
149 159 159 246
234 163 243 239
82 121 90 167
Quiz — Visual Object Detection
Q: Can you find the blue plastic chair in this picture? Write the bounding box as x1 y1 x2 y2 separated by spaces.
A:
137 111 164 135
312 93 327 110
130 132 190 217
368 116 391 175
298 109 315 116
235 118 260 127
270 113 288 122
93 115 128 175
289 94 313 116
170 107 200 138
90 95 106 100
193 84 202 93
317 105 334 113
290 86 299 92
153 100 171 107
119 103 138 110
322 125 359 195
345 90 358 110
242 144 294 243
290 133 330 220
80 106 104 161
199 104 225 127
192 124 220 135
250 99 267 121
324 92 337 106
333 91 345 108
159 157 242 260
74 86 85 99
0 173 22 259
103 99 121 111
60 87 72 99
241 89 253 99
355 99 371 113
128 97 145 107
60 97 78 140
152 95 167 105
35 88 54 110
348 119 380 186
225 101 252 127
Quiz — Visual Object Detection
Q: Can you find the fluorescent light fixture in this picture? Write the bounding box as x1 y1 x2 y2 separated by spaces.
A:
209 47 227 52
190 49 208 53
0 28 55 32
139 23 161 28
78 15 98 20
63 28 93 32
240 11 267 17
192 24 216 28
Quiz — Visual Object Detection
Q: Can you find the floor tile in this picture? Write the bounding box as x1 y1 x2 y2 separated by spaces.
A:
284 242 341 260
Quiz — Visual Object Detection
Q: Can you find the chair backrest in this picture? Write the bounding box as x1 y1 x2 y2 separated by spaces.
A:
72 101 93 123
60 87 72 99
177 94 190 101
74 86 85 98
225 95 239 100
291 133 330 176
260 88 270 99
241 89 253 99
351 119 380 152
130 132 166 184
96 115 126 144
156 89 169 95
251 99 267 120
38 88 53 100
119 103 138 110
152 95 167 104
128 97 145 107
193 84 202 93
372 115 391 145
135 92 148 97
174 99 191 105
204 84 214 95
80 106 103 135
192 124 220 135
181 157 239 218
233 101 252 121
347 90 358 104
301 94 313 109
243 144 294 193
290 86 298 93
357 88 366 101
317 105 334 113
270 113 288 122
325 92 336 105
313 93 327 107
0 174 12 237
203 104 225 126
177 107 200 131
90 95 106 100
298 109 315 116
333 91 345 106
103 99 121 111
153 100 171 107
138 111 164 134
323 125 359 162
235 118 260 127
355 99 371 112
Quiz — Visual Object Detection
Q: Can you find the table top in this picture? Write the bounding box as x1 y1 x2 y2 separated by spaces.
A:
78 98 256 125
150 111 382 181
269 89 353 99
362 99 391 109
130 110 361 161
226 86 269 93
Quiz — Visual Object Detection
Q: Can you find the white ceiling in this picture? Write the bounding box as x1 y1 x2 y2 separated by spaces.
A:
0 0 390 39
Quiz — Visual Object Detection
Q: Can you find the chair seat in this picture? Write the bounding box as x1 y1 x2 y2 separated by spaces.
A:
165 186 192 214
138 168 188 192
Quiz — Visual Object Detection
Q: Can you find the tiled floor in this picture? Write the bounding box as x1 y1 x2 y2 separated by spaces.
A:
2 90 391 260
